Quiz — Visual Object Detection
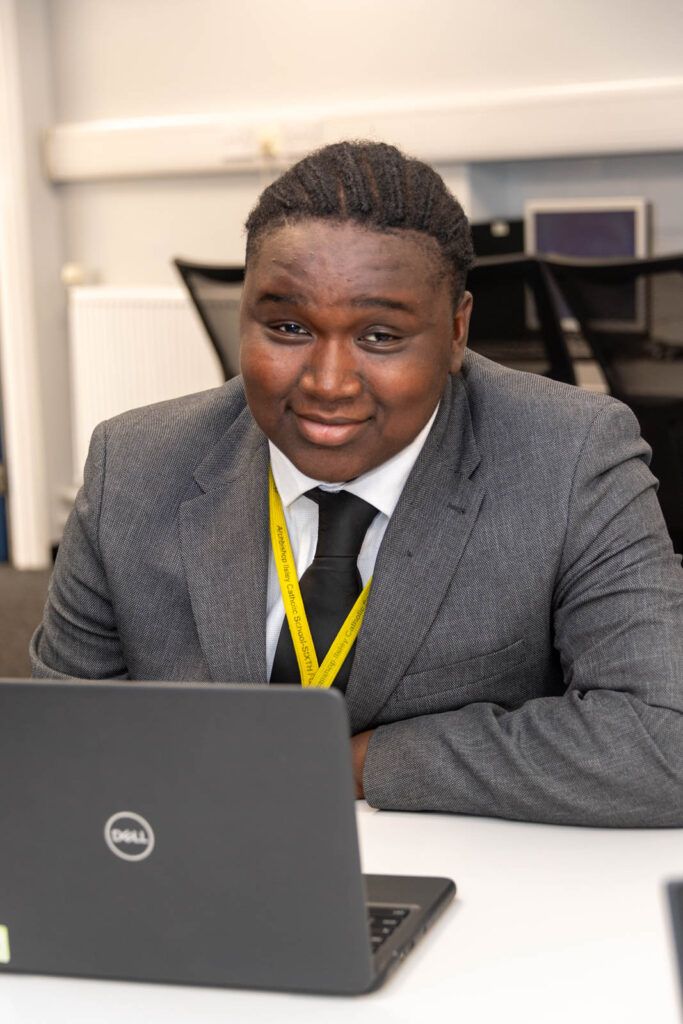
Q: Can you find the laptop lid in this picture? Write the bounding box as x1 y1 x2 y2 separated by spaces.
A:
0 680 453 994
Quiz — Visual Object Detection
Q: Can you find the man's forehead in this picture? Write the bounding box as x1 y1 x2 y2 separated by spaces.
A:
246 220 448 293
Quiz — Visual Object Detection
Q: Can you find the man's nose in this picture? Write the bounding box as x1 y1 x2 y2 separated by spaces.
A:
298 338 362 400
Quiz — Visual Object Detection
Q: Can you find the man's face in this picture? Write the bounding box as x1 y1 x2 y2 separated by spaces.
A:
239 219 472 482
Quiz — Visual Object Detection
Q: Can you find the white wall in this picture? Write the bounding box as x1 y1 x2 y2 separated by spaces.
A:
48 0 683 121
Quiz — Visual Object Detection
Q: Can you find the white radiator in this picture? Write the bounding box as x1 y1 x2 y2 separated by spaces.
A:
68 286 226 490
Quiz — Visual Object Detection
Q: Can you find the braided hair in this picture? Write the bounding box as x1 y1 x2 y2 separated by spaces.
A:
245 140 474 303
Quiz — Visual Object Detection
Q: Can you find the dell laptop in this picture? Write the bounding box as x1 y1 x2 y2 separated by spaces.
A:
0 679 454 994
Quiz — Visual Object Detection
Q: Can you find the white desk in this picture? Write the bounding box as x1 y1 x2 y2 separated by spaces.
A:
2 804 681 1023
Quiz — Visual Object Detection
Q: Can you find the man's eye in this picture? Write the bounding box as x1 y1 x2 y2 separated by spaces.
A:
272 322 310 336
363 330 399 345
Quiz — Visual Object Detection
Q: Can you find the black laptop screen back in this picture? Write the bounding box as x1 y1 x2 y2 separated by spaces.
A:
0 681 374 993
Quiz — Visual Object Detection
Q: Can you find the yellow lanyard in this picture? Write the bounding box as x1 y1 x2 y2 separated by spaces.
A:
268 467 372 688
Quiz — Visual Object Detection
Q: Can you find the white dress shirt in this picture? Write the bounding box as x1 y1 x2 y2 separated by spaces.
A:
265 406 439 676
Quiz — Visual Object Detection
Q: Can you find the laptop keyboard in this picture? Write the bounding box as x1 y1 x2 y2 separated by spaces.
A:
367 904 411 952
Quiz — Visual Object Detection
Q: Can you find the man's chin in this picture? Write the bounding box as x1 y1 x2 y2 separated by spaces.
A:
286 447 372 484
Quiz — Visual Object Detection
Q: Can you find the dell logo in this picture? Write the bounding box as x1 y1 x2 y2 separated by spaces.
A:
104 811 155 862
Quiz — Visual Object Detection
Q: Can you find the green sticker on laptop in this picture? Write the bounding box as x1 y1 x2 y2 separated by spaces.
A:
0 925 10 963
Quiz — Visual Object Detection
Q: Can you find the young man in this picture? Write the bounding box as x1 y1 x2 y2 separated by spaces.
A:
31 142 683 826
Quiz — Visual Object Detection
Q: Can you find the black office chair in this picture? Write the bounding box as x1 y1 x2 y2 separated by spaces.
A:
546 253 683 549
173 259 245 380
466 254 577 385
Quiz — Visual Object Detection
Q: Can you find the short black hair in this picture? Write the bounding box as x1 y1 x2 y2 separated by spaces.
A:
245 140 474 303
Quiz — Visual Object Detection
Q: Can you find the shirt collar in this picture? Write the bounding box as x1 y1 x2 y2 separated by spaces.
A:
268 404 439 520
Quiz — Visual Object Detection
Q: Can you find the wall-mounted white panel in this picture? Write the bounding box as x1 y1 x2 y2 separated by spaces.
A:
45 78 683 183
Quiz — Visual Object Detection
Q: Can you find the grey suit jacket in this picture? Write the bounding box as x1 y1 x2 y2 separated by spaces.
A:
31 352 683 826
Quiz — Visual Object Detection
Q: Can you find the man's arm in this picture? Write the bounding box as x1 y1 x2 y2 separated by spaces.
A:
359 403 683 825
30 422 129 680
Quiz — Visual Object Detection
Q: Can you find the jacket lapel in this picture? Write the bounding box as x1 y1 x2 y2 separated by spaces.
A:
345 374 485 732
179 406 270 683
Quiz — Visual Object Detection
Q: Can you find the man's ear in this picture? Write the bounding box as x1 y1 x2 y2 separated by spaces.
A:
449 291 473 373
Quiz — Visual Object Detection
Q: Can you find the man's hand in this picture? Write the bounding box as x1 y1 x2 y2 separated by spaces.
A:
350 729 374 799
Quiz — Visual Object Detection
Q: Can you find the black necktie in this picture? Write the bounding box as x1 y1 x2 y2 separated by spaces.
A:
270 489 378 692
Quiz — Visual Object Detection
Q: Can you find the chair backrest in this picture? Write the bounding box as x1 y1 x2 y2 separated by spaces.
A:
466 254 577 386
546 253 683 551
174 259 245 380
545 253 683 402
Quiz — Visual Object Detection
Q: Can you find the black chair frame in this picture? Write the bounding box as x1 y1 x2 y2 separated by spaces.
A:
174 258 245 380
546 253 683 396
466 254 577 386
546 252 683 550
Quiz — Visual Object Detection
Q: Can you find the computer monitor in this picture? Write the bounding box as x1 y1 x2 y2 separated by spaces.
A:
524 197 650 331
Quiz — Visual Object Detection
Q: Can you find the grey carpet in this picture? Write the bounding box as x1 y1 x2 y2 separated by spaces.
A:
0 565 51 678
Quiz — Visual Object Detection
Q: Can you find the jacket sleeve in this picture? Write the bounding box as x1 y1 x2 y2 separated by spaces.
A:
363 402 683 826
30 421 129 680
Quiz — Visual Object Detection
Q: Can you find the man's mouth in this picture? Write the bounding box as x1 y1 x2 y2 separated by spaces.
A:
293 411 369 446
